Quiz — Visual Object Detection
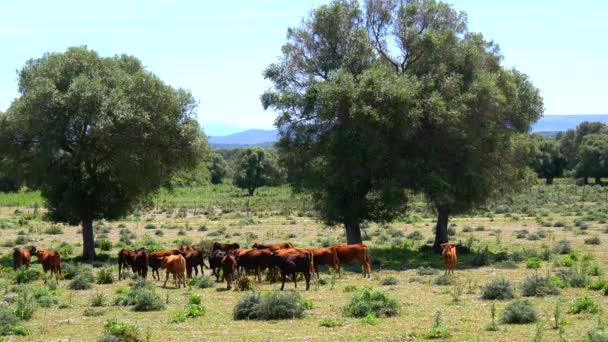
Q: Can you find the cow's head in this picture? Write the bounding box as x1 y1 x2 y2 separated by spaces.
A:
440 243 454 252
160 256 169 269
27 246 37 254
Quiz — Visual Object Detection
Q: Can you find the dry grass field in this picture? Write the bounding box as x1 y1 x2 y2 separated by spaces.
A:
1 184 608 341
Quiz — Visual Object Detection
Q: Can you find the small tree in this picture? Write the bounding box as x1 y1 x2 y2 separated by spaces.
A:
558 121 607 183
234 148 282 196
207 152 231 184
530 134 566 184
0 47 206 260
575 133 608 185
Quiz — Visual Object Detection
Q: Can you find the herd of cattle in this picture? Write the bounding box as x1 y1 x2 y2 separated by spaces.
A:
12 242 373 291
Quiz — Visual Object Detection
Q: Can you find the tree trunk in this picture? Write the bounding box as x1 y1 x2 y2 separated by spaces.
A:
345 221 362 245
82 215 96 261
584 176 589 185
433 206 449 254
595 177 602 186
248 187 255 196
546 177 553 185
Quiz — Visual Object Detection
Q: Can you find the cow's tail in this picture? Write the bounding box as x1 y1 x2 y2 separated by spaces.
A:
307 249 314 275
363 245 371 277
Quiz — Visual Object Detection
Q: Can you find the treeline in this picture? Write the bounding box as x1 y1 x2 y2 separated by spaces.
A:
531 121 608 185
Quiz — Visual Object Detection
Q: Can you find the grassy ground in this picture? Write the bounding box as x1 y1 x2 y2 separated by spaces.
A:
1 182 608 341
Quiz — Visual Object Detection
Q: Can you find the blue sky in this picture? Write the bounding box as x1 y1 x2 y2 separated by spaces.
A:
0 0 606 136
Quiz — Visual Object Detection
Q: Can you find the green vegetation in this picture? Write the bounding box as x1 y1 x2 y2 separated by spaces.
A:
233 291 306 320
343 287 400 318
502 299 538 324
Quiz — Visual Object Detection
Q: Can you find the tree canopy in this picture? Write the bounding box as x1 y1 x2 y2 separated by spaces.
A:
207 152 231 184
0 46 207 260
530 134 566 185
233 147 283 196
263 0 543 248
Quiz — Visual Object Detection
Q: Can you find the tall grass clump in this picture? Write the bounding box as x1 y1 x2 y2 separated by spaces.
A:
343 287 400 318
96 268 114 285
14 287 36 321
481 278 515 300
13 267 39 284
113 280 165 312
99 318 144 342
502 299 538 324
569 296 601 314
521 274 560 297
233 291 306 320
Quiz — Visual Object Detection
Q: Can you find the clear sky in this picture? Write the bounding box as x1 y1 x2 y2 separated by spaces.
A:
1 0 606 136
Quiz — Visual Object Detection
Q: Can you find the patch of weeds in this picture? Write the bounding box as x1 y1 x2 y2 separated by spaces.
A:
190 276 215 289
569 296 601 314
380 276 398 286
320 318 344 327
481 278 515 300
434 274 454 286
233 290 306 320
424 311 451 339
90 292 107 307
521 274 560 297
502 299 538 324
417 266 439 276
343 287 400 318
96 268 114 285
83 308 105 317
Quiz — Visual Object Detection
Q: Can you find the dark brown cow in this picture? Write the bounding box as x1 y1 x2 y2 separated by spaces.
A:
183 250 208 278
212 242 240 252
209 249 227 281
311 247 339 278
331 244 371 278
118 248 148 280
251 242 293 251
268 248 313 290
35 249 62 279
13 246 36 269
148 249 183 280
235 248 274 282
220 252 238 290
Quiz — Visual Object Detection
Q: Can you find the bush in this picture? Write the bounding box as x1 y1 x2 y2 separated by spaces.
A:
526 257 542 269
63 263 94 280
584 325 608 342
0 306 21 335
14 287 36 321
99 239 113 251
320 318 344 327
502 299 538 324
554 239 572 254
434 274 454 286
90 292 107 307
33 287 59 308
380 276 398 286
58 242 75 257
471 247 491 266
155 229 164 236
234 275 254 291
183 303 206 318
521 274 560 297
585 236 602 245
14 267 39 284
569 296 601 314
83 308 105 317
69 274 94 290
233 291 306 320
406 231 423 240
556 268 589 288
588 279 608 291
481 278 515 300
102 318 144 342
417 266 439 276
190 276 215 289
343 287 400 318
131 290 165 312
44 224 64 235
96 268 115 285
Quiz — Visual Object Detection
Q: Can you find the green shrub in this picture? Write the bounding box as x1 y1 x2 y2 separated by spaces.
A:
554 239 572 254
521 274 560 297
588 279 608 291
90 292 107 307
155 229 164 236
58 242 75 257
95 268 114 285
569 296 601 314
190 276 215 289
556 267 589 288
361 313 380 325
343 285 358 292
380 276 398 286
69 274 94 290
14 287 36 321
434 274 454 286
343 287 400 318
44 224 64 235
406 231 423 240
584 325 608 342
471 247 491 266
233 275 254 291
320 318 344 327
585 236 602 245
424 310 451 339
189 295 202 305
63 263 94 280
170 311 187 324
83 308 105 317
183 303 206 318
33 287 59 308
526 257 542 269
0 306 20 334
417 266 439 276
481 278 515 300
131 290 165 312
99 239 113 252
502 299 538 324
233 291 306 320
102 318 144 342
14 267 39 284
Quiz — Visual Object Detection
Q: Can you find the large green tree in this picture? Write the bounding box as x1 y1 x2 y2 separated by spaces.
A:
264 0 543 248
530 134 566 184
207 152 231 184
574 133 608 185
0 47 206 260
234 147 282 196
558 121 607 184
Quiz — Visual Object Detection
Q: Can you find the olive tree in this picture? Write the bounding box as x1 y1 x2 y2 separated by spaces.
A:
0 47 207 260
234 147 282 196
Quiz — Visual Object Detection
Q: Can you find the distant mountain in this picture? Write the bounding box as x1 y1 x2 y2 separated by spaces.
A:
208 129 278 149
532 114 608 132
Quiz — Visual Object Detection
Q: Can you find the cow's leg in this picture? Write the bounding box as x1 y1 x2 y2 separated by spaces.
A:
293 273 297 288
280 272 286 290
163 270 169 288
118 262 122 280
305 271 311 290
226 273 232 290
186 266 192 279
256 266 262 283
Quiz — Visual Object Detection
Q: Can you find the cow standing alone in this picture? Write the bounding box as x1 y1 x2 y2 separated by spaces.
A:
441 243 457 275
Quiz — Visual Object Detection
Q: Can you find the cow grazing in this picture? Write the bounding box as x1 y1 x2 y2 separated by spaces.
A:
252 242 293 251
118 248 148 280
220 252 238 290
331 244 371 278
35 249 62 279
209 249 227 281
235 248 274 282
441 243 457 275
268 248 313 290
161 254 187 288
311 247 339 278
212 242 240 253
13 246 36 270
183 250 207 278
148 249 183 280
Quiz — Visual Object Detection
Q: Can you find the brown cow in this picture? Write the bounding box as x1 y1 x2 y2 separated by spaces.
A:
118 248 148 280
441 243 457 275
311 247 339 278
252 242 293 251
268 248 313 290
212 242 240 252
35 249 62 279
220 252 238 290
183 250 208 278
235 248 274 282
179 244 194 253
148 249 183 280
331 244 371 278
13 246 36 269
209 249 227 281
161 254 187 288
